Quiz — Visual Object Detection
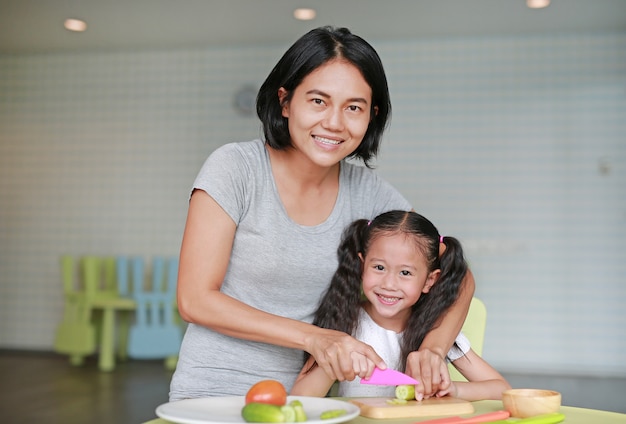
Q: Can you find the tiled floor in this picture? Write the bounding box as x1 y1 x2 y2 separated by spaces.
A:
0 349 624 424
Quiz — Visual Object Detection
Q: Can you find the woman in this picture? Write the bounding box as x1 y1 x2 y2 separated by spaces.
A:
169 26 474 401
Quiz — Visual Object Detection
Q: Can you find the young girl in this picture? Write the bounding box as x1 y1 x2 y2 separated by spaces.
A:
291 210 510 401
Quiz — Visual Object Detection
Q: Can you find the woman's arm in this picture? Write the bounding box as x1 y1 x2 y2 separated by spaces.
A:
291 351 374 397
436 349 511 401
405 269 475 396
177 190 385 381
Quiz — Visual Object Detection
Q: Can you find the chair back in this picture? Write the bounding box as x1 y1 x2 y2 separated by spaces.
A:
116 256 144 297
448 297 487 382
127 256 182 359
82 256 118 300
54 255 98 359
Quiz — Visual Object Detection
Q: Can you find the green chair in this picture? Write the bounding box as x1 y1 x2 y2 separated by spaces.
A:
54 255 135 371
86 255 136 371
448 297 487 382
54 255 97 365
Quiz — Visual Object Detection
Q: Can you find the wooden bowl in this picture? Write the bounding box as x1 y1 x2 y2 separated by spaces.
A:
502 389 561 418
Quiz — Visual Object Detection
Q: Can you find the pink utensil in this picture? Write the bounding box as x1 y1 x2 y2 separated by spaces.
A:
412 410 511 424
360 367 419 386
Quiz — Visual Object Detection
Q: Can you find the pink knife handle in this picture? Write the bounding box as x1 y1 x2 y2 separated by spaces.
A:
413 410 510 424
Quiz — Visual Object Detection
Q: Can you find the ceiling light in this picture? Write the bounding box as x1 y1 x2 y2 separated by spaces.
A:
526 0 550 8
293 8 316 21
64 18 87 32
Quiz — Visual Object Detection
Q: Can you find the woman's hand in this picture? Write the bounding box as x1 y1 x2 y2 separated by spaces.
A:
305 328 385 382
405 349 451 399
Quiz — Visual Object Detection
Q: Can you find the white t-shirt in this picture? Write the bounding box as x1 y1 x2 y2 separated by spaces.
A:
338 308 471 397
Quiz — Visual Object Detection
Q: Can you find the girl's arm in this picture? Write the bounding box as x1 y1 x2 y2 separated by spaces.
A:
437 349 511 401
405 269 475 396
290 357 336 397
177 190 385 382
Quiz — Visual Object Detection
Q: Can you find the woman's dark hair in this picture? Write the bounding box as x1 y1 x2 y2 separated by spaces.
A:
308 210 467 371
256 26 391 168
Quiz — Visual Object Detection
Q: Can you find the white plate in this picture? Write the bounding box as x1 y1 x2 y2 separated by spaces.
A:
156 395 360 424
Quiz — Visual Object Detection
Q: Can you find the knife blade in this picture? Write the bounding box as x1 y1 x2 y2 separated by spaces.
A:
360 367 419 385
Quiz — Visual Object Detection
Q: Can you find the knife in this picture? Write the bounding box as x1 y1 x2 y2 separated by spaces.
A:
360 367 419 385
411 410 510 424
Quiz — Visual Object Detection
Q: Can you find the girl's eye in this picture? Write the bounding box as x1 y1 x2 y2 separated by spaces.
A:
374 264 385 271
400 270 412 276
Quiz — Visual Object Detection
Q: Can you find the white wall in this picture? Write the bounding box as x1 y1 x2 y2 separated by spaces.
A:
1 32 624 376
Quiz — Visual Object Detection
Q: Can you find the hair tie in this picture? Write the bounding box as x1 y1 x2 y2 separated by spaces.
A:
367 220 371 226
439 235 444 243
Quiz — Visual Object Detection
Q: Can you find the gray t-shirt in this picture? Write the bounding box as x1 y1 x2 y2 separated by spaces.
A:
169 139 411 400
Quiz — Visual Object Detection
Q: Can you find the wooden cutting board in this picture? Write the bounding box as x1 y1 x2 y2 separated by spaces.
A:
350 397 474 419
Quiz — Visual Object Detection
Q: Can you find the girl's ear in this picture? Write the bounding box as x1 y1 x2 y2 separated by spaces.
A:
422 269 441 294
358 252 364 262
278 87 289 117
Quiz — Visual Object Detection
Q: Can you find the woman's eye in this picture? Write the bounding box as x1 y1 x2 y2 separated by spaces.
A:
347 105 362 112
312 98 325 105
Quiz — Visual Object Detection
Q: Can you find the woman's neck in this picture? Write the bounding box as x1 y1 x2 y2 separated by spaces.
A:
266 145 340 226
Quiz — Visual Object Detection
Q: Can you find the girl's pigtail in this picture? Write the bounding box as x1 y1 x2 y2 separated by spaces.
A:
437 236 467 303
304 219 369 365
399 235 467 371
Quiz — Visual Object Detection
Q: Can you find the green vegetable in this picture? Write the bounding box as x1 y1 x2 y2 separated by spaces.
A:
395 384 416 401
242 402 286 423
281 405 296 422
289 400 308 422
320 409 347 420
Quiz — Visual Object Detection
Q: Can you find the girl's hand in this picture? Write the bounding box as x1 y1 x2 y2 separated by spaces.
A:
435 381 458 398
349 351 376 379
405 349 451 398
305 328 385 382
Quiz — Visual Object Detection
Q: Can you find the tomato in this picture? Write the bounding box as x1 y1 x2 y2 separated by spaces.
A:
245 380 288 406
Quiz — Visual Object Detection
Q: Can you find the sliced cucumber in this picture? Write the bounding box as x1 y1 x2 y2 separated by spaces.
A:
280 405 296 422
320 409 347 420
289 400 307 422
395 384 416 401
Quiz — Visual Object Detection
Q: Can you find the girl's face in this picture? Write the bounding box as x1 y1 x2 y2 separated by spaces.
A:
361 233 440 333
279 59 374 169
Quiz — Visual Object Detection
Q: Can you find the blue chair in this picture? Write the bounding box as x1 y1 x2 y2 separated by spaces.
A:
125 256 182 369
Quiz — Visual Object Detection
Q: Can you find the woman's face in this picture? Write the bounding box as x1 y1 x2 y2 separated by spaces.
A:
279 59 374 168
360 233 439 333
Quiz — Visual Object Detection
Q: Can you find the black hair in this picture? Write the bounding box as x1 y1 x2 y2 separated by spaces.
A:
256 26 391 168
308 210 467 371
